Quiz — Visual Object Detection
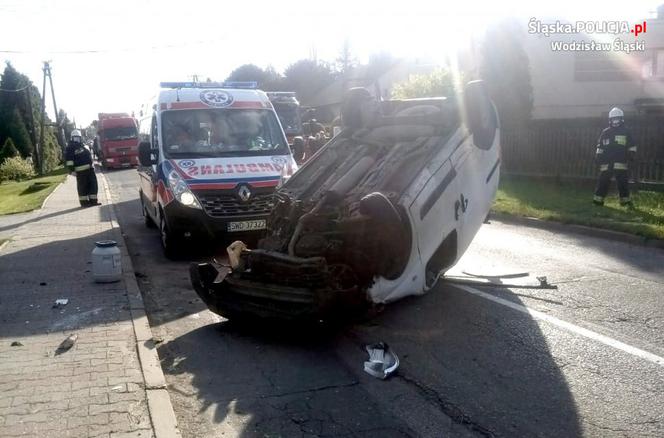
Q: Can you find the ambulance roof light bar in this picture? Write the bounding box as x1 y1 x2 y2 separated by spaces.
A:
160 81 258 89
266 92 297 98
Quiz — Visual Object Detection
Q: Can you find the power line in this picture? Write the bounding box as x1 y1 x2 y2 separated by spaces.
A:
0 84 30 92
0 38 228 55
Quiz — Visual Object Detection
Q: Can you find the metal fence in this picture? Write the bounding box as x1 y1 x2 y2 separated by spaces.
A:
501 116 664 182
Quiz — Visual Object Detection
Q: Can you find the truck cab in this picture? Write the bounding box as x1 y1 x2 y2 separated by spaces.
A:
96 113 140 169
137 82 297 258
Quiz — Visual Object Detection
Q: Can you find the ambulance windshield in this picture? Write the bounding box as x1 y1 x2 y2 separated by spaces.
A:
162 109 289 158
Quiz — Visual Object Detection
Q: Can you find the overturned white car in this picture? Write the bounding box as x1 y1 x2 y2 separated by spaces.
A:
190 81 501 321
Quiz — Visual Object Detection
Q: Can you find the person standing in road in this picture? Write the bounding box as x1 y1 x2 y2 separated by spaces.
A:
593 107 636 207
65 129 100 207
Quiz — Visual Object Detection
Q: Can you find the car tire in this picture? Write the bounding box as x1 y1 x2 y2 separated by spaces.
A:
159 214 181 260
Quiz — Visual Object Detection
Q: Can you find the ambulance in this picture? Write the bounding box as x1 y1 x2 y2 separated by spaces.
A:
137 82 297 258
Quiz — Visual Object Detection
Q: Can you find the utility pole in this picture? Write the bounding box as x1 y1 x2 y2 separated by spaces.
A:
38 61 65 174
44 62 65 155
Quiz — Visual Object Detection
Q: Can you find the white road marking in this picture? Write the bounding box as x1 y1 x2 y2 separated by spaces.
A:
453 284 664 367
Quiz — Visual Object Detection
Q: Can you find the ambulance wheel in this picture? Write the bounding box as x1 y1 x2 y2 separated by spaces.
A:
160 215 181 260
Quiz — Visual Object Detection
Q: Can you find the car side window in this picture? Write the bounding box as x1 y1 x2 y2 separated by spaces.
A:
150 116 159 150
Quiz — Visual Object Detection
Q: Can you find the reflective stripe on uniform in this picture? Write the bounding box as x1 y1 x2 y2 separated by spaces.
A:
614 162 628 170
593 195 604 202
599 164 609 171
89 194 98 200
628 146 637 152
79 195 89 201
74 164 91 172
595 148 603 155
65 160 74 166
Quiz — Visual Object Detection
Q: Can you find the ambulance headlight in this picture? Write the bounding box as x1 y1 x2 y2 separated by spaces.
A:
179 192 196 207
167 170 201 209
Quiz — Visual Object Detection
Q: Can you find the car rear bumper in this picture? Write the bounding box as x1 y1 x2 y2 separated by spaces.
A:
104 155 138 168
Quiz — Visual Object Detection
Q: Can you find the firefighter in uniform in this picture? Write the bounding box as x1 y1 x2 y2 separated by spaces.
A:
65 129 100 207
593 107 636 207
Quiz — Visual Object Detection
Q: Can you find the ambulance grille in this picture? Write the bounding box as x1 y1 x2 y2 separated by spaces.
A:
199 193 274 217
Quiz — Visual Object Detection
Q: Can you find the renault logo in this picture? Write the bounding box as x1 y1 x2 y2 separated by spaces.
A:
237 185 252 202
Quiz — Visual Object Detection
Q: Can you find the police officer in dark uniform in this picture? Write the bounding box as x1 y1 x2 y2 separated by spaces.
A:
593 107 636 207
65 129 100 207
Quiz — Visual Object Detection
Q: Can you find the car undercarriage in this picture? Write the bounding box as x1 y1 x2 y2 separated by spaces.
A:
191 93 484 321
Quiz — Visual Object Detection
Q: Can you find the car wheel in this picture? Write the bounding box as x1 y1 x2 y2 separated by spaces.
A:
159 214 180 260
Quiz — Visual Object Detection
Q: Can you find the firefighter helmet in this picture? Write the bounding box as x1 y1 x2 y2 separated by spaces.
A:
609 107 624 119
608 107 624 127
70 129 82 143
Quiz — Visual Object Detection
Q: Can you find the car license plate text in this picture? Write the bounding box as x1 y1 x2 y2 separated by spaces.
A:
227 220 266 232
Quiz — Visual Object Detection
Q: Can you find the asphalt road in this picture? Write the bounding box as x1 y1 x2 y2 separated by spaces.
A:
105 168 664 438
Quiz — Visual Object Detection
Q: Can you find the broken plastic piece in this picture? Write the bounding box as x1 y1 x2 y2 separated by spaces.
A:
55 334 77 355
53 298 69 308
226 241 248 270
364 342 399 379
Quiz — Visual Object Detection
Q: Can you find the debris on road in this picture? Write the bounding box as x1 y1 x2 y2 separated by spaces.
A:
364 342 399 379
10 341 23 347
462 270 529 279
53 298 69 308
55 334 78 355
445 273 557 289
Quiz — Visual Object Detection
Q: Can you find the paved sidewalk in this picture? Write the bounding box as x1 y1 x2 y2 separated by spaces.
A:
0 174 164 437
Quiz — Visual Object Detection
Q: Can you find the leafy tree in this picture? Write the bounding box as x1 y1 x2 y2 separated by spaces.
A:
5 108 33 158
479 19 533 126
225 64 286 91
282 59 335 104
391 68 456 99
261 66 284 91
226 64 268 84
0 137 19 163
0 62 61 172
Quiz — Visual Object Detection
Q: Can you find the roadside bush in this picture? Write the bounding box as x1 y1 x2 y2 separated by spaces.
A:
0 156 35 182
0 138 20 163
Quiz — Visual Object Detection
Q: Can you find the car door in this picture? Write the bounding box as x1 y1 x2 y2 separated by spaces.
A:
138 115 159 219
408 134 462 287
454 81 501 254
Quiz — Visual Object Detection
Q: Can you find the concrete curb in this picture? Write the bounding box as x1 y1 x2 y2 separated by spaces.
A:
491 211 664 250
39 175 66 210
99 172 182 438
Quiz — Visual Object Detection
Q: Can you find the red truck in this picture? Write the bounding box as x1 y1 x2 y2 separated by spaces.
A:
95 113 139 169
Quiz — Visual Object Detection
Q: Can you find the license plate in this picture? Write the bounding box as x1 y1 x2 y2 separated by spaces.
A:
227 219 266 232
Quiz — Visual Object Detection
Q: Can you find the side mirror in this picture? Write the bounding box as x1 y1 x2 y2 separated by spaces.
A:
464 80 498 150
138 141 156 166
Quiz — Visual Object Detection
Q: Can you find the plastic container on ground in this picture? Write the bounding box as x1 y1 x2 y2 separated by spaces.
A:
92 240 122 283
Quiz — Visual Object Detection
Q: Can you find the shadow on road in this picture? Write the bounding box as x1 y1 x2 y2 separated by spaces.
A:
0 231 133 338
159 284 582 437
0 206 82 233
